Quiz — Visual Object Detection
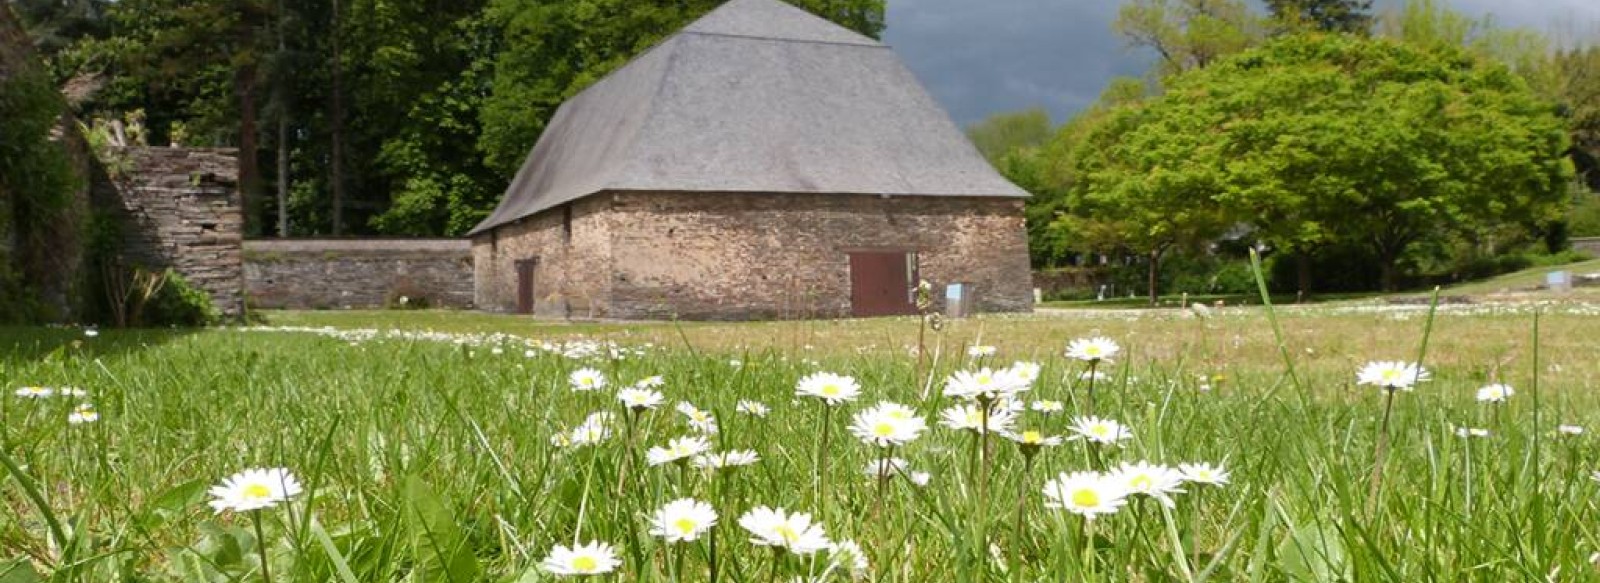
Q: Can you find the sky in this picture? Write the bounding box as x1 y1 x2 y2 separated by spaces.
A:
882 0 1600 127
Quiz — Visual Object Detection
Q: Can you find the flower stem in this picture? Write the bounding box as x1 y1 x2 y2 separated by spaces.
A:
1010 455 1034 583
1365 388 1397 518
251 510 273 583
816 405 832 517
1086 361 1099 416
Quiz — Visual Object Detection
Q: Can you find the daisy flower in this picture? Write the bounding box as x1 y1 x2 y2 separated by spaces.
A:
569 416 612 447
966 344 997 358
1007 361 1043 385
617 388 664 411
736 400 770 417
693 449 761 470
796 372 861 405
1042 471 1129 519
58 387 88 398
1475 383 1514 403
1356 361 1429 392
1030 400 1065 415
1179 462 1230 486
68 404 99 424
207 468 303 513
650 498 718 543
541 541 621 576
1559 425 1585 436
647 436 712 466
1454 427 1490 438
1111 461 1186 508
634 375 665 389
15 386 53 398
739 506 831 554
676 402 720 434
849 402 927 447
1067 416 1133 446
1065 337 1120 363
1002 429 1062 456
569 368 607 392
939 403 1016 434
942 368 1029 401
828 540 871 579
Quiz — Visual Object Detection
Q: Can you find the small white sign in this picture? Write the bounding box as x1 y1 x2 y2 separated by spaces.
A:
946 283 964 300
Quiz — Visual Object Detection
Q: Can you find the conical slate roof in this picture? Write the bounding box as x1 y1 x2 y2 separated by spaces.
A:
469 0 1028 236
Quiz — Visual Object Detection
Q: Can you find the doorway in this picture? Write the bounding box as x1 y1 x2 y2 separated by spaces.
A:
515 259 538 314
848 251 918 317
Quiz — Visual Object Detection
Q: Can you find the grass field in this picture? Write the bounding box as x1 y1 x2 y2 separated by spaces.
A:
4 297 1600 581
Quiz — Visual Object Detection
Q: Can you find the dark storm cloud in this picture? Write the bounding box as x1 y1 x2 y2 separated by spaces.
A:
885 0 1600 127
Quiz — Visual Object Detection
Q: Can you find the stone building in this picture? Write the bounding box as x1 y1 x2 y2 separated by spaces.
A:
469 0 1032 319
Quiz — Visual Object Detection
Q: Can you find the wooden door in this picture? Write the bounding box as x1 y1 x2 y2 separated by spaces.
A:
849 252 916 317
515 259 537 314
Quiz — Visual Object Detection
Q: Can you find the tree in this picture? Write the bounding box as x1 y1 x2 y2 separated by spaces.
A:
966 108 1051 164
1265 0 1372 34
1080 34 1572 292
1113 0 1263 76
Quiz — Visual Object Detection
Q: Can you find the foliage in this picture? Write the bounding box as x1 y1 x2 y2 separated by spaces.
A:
965 108 1052 164
1264 0 1372 34
1572 192 1600 237
140 269 220 327
1113 0 1264 76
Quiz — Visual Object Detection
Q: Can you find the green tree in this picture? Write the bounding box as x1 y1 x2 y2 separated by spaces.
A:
1081 33 1572 292
1265 0 1372 34
1113 0 1263 76
966 108 1051 164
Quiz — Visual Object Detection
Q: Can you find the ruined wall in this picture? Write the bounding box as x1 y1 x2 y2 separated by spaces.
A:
604 192 1033 319
471 195 614 316
94 148 244 317
245 239 473 309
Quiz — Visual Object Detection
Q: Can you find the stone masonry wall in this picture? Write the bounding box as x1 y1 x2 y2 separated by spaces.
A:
1574 237 1600 257
605 192 1033 320
472 195 614 316
473 191 1032 320
245 239 473 309
95 147 244 317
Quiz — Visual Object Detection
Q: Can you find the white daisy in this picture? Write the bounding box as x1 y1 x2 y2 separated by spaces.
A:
828 540 871 579
58 387 88 398
796 372 861 405
541 540 621 576
849 402 927 447
647 436 712 466
1030 400 1065 414
207 468 303 513
942 368 1029 401
693 449 761 470
1002 429 1063 452
569 368 607 392
1559 425 1585 436
736 400 770 417
1475 384 1514 403
1178 462 1230 486
1454 426 1491 438
634 375 666 389
939 403 1016 434
1111 461 1187 508
967 344 997 358
1066 416 1133 446
14 386 53 398
1042 471 1129 519
67 404 99 424
617 388 664 411
676 402 720 434
739 506 831 554
1007 361 1043 385
1356 361 1429 392
650 498 718 543
1065 337 1120 363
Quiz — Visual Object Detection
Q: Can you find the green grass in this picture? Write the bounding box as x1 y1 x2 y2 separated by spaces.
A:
1434 258 1600 296
3 305 1600 581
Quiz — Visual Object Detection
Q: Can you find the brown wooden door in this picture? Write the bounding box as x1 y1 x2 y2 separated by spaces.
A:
849 252 916 317
515 259 537 314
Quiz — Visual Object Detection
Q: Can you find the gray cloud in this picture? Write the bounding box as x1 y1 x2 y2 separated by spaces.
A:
885 0 1600 127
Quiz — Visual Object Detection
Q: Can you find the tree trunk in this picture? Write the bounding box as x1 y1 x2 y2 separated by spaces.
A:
236 64 261 236
329 0 345 236
275 0 290 237
1379 255 1398 292
1147 248 1162 306
1296 252 1313 301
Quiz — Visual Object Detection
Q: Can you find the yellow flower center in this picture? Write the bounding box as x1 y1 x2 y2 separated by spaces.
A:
1086 346 1101 356
1130 475 1152 490
573 556 598 572
1090 425 1109 437
775 525 800 543
821 385 840 396
1071 488 1100 508
873 422 896 437
1197 470 1214 480
674 518 698 534
1381 370 1399 381
1022 431 1042 444
242 484 272 501
976 375 992 385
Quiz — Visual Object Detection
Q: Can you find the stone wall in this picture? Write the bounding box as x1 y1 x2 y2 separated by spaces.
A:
1574 237 1600 257
245 238 473 309
94 147 244 317
471 195 614 317
472 191 1033 319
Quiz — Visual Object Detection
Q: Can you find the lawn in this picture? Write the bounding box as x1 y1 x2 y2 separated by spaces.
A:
3 300 1600 581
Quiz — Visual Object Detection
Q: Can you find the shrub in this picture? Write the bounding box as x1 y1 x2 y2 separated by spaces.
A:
139 270 219 327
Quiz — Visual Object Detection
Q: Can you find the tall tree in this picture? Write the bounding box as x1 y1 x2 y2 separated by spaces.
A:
1113 0 1263 76
965 108 1052 164
1265 0 1372 34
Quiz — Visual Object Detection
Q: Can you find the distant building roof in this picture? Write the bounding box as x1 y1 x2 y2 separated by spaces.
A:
470 0 1028 236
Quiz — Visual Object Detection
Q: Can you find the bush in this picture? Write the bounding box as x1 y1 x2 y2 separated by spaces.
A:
139 270 219 327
